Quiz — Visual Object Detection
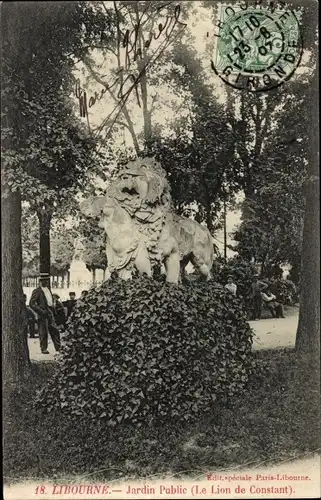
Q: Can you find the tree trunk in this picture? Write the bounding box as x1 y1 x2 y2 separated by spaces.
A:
295 172 320 354
203 185 213 232
296 66 320 358
37 209 52 278
92 268 96 285
223 199 227 262
2 3 32 384
134 1 152 148
140 69 152 146
242 186 255 221
2 191 31 384
205 206 213 233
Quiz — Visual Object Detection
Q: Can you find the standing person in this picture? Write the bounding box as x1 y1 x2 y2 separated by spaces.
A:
52 294 66 329
80 290 88 300
248 275 268 320
261 289 285 318
29 273 61 354
24 294 37 338
224 276 237 296
63 292 77 318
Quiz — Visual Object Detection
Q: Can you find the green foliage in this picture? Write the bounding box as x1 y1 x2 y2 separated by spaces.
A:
82 236 107 271
147 43 236 229
213 257 298 308
268 279 298 306
231 81 310 273
1 1 114 208
21 204 75 276
77 216 107 271
220 47 314 276
287 257 301 287
50 227 75 276
21 207 39 273
37 276 254 424
2 67 99 210
214 256 257 298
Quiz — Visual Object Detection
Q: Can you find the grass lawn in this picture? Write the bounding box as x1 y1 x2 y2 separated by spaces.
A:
3 348 320 484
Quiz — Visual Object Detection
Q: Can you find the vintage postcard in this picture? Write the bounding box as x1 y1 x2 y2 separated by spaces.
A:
2 0 320 499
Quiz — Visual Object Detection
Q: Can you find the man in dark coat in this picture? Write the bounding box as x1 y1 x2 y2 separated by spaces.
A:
29 273 61 354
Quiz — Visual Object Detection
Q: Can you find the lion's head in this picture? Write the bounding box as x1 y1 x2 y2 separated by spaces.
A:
106 157 172 217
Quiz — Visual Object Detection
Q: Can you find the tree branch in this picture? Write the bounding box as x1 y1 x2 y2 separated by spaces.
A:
114 120 131 131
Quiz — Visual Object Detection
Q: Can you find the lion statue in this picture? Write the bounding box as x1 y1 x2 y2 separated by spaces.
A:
80 157 214 284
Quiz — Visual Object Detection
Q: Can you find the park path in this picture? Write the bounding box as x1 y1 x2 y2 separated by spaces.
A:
28 312 299 363
250 313 298 351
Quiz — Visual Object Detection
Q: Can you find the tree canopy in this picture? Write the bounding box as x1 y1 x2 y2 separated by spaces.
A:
2 1 115 207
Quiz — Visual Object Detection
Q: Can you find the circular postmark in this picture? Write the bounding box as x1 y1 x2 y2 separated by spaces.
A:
211 2 303 92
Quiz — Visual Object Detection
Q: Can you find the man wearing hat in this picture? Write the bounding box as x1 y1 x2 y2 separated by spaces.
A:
29 273 61 354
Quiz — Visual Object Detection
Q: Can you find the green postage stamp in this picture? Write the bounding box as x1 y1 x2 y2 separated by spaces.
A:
211 1 303 91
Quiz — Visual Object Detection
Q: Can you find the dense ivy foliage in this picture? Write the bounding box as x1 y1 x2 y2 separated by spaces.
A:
37 277 254 425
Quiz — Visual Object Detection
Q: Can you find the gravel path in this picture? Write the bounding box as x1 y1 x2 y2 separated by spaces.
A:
250 313 298 351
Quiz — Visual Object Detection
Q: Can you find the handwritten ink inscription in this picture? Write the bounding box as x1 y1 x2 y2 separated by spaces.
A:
73 3 186 123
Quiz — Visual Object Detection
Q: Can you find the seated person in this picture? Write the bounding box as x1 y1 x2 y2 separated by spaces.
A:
224 275 237 296
261 289 285 318
52 294 66 328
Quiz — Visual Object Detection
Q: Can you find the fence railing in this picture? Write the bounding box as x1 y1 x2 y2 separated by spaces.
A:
22 278 104 289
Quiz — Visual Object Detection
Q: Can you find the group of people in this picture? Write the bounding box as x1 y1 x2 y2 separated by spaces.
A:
225 274 285 320
25 273 88 354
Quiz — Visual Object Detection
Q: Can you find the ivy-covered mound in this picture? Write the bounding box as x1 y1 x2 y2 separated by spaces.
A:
37 276 254 425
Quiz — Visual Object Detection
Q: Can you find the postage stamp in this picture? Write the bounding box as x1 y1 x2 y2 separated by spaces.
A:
211 2 303 92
